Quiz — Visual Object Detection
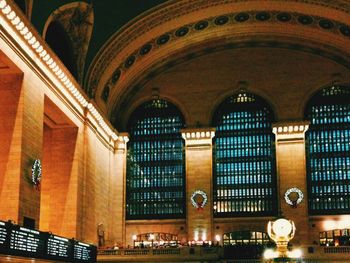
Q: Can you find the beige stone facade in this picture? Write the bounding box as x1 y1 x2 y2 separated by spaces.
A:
1 0 350 261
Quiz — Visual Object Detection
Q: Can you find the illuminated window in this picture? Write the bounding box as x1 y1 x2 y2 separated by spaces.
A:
213 92 277 216
126 99 185 219
134 233 179 248
223 231 271 260
319 229 350 246
223 231 270 245
305 86 350 215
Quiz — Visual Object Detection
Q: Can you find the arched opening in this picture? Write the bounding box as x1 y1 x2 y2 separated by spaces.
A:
305 85 350 215
126 99 186 219
212 92 277 217
45 21 77 79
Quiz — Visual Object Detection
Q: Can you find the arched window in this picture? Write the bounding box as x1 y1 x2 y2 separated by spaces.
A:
126 99 185 219
45 21 77 79
305 86 350 215
213 92 277 216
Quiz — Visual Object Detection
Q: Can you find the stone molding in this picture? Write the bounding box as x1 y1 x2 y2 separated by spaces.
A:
85 0 350 104
273 121 310 141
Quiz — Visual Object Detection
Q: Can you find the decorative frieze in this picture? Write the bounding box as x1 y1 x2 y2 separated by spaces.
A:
273 122 309 142
181 128 215 148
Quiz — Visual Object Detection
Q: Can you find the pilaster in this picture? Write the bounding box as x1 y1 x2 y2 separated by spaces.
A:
113 133 129 247
181 128 215 243
273 121 310 246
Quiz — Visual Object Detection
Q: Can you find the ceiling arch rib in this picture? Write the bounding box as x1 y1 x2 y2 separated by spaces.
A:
85 0 350 124
43 2 94 85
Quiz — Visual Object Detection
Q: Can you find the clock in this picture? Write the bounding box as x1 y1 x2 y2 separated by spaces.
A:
272 218 293 237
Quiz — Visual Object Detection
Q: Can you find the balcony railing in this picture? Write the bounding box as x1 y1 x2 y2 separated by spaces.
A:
324 246 350 254
98 246 221 259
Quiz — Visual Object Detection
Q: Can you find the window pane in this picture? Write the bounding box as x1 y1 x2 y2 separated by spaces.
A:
126 99 185 219
306 86 350 215
213 93 277 217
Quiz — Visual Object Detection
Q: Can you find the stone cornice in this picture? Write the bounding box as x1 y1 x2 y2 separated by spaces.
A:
0 0 119 146
273 121 310 142
85 0 350 104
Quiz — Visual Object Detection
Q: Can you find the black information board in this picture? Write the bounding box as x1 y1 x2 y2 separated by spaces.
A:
9 225 46 257
0 221 9 252
0 220 97 262
73 241 97 262
47 235 72 260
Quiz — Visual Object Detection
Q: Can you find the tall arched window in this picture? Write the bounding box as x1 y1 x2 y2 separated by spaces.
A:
126 99 185 219
305 86 350 215
213 92 277 217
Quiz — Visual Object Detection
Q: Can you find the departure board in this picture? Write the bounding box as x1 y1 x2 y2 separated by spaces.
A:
0 221 9 252
0 220 96 262
47 235 71 260
74 241 97 262
9 226 45 256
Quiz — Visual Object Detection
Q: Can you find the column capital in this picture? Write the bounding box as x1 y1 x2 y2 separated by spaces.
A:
181 128 215 147
115 132 129 152
272 121 309 142
181 127 215 140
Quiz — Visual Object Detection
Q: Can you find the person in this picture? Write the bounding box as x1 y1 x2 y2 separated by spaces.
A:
97 224 105 247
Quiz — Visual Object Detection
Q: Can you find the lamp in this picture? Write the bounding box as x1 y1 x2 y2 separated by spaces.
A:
132 234 137 248
149 234 155 248
267 218 296 258
215 234 221 246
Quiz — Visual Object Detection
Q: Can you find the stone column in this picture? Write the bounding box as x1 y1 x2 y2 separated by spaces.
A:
0 50 43 228
113 134 129 247
273 122 310 246
181 128 215 243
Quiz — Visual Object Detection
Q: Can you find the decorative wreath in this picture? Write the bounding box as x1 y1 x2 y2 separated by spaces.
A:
284 187 303 207
191 190 208 210
31 159 42 189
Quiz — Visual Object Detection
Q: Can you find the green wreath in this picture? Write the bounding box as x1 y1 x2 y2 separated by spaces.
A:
31 159 42 187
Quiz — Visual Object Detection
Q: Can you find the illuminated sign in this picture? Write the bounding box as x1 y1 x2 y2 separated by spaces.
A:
0 220 96 262
47 235 71 259
0 221 9 252
9 226 45 256
74 241 97 262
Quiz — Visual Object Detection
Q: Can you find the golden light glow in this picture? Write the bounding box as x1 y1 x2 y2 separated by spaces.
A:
272 219 293 237
0 0 119 143
323 220 337 231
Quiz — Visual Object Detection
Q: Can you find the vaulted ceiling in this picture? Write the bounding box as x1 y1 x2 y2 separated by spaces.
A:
19 0 350 131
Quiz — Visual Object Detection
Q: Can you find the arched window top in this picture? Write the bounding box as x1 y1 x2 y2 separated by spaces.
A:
126 98 185 219
306 85 350 109
128 99 185 132
213 92 274 125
